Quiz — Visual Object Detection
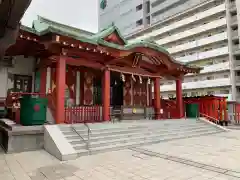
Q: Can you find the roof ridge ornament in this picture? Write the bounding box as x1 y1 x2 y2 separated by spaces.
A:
100 0 107 10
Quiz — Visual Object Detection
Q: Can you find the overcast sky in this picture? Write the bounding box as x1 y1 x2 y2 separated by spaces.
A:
21 0 99 33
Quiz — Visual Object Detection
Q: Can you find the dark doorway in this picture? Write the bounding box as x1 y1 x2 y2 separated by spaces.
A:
110 72 123 108
13 75 32 93
93 76 102 105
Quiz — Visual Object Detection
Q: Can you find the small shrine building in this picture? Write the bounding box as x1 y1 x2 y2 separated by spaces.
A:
4 17 201 124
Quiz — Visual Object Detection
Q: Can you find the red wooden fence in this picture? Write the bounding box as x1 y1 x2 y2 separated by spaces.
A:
65 106 102 124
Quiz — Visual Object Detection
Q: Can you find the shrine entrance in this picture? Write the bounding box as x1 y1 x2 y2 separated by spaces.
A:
110 72 123 108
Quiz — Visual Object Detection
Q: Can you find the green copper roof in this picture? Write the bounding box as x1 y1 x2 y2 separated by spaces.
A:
20 17 201 71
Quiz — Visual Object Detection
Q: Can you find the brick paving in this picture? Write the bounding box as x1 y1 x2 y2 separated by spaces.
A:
1 130 240 180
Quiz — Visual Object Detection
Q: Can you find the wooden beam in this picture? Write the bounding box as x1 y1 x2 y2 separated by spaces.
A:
63 48 110 62
66 57 104 69
108 65 161 78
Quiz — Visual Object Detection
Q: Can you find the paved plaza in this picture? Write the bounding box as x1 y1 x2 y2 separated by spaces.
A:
1 130 240 180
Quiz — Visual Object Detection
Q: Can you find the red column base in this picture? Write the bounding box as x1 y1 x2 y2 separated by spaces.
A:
155 113 161 120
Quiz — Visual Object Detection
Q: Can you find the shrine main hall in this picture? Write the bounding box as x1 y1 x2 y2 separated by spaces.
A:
3 17 201 123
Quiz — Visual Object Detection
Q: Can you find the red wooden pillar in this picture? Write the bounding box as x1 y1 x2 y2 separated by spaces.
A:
148 82 152 106
40 67 47 96
102 69 110 121
80 71 85 105
154 78 161 119
55 56 66 124
176 79 184 118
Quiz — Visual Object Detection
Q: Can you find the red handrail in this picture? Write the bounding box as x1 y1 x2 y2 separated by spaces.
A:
199 112 219 123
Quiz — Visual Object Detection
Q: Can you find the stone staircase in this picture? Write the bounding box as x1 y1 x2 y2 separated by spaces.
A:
58 119 225 157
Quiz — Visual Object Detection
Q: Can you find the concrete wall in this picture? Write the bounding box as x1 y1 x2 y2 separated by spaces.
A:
0 56 35 97
99 0 144 35
236 0 240 43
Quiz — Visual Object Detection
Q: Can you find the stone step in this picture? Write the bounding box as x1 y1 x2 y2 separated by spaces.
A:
60 119 201 133
76 129 223 156
67 124 215 144
63 121 206 138
73 126 221 150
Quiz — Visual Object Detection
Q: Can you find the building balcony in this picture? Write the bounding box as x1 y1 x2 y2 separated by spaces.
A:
235 76 240 86
232 30 239 40
168 32 228 54
186 62 230 76
160 78 231 92
235 60 240 70
229 1 237 12
151 0 180 14
128 4 225 43
231 16 238 26
233 45 240 55
176 47 229 63
156 18 227 45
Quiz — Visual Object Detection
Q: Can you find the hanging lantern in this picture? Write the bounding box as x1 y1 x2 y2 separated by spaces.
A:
132 74 136 82
148 78 151 85
121 73 125 82
114 80 117 85
139 76 142 84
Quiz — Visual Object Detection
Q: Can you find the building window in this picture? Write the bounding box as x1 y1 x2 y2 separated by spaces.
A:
233 39 239 45
136 19 143 26
136 4 142 11
207 76 214 80
191 92 197 96
183 93 188 97
206 60 213 65
236 55 240 60
220 90 229 94
145 1 150 14
231 11 237 17
224 74 229 78
146 16 150 25
207 91 214 95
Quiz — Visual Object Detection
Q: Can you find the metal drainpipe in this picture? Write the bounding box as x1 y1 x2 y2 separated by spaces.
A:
225 0 237 101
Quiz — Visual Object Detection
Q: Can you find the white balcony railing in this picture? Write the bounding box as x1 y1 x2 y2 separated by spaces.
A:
151 0 180 14
128 4 226 43
231 16 238 25
160 78 231 92
156 18 227 45
232 30 238 38
186 62 230 76
168 32 228 54
176 46 229 63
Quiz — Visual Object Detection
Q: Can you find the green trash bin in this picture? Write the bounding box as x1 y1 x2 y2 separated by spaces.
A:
186 103 199 118
20 95 48 126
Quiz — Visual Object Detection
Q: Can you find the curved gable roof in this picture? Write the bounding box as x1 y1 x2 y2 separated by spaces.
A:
19 17 201 73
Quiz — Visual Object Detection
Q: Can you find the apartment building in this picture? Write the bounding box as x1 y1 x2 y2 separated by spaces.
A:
119 0 240 101
99 0 151 35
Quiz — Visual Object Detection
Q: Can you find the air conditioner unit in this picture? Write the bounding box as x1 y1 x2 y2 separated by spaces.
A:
0 56 14 67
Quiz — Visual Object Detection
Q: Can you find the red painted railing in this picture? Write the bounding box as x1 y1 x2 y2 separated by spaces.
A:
235 104 240 123
65 106 102 124
160 99 179 119
46 94 56 120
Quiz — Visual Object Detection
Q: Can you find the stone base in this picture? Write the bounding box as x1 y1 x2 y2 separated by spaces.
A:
0 119 44 153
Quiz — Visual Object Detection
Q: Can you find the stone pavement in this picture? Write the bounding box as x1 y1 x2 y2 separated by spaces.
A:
0 130 240 180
